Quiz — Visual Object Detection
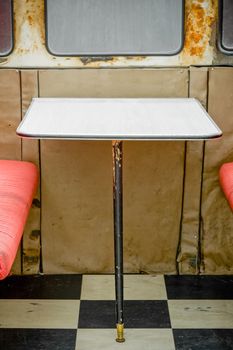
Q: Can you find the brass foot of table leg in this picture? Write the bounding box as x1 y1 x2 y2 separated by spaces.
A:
116 323 125 343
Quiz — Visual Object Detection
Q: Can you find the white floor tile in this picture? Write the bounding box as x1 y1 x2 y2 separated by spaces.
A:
168 300 233 329
0 300 80 329
75 329 175 350
124 275 167 300
81 275 115 300
81 274 166 300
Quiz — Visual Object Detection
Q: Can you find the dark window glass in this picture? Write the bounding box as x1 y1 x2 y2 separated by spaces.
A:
45 0 184 56
0 0 13 56
219 0 233 55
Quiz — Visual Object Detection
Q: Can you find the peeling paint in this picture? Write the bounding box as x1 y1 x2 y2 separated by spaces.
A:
1 0 232 68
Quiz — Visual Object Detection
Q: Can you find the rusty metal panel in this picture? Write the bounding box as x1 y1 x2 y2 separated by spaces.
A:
178 67 208 275
21 70 41 275
1 0 231 68
201 68 233 274
0 0 13 56
39 69 188 274
45 0 184 56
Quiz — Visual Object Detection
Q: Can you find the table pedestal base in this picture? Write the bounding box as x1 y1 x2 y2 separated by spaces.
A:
116 323 125 343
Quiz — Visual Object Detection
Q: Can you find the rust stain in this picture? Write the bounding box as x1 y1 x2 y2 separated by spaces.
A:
80 56 116 66
17 47 30 55
125 56 147 61
26 0 45 45
78 55 121 67
180 0 217 63
27 15 33 26
14 0 45 55
81 55 147 67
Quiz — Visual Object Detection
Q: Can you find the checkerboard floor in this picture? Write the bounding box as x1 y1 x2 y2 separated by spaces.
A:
0 274 233 349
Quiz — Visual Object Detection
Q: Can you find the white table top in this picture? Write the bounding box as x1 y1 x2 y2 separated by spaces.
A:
17 98 222 141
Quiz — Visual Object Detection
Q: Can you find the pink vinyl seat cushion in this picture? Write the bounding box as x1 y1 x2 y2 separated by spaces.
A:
0 160 38 280
219 162 233 211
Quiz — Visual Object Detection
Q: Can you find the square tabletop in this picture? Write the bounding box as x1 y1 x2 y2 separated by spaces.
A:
16 98 222 141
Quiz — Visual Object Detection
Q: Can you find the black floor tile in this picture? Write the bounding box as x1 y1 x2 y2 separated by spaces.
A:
165 275 233 299
0 274 82 299
0 329 76 350
173 329 233 350
125 300 171 328
78 300 171 328
78 300 115 328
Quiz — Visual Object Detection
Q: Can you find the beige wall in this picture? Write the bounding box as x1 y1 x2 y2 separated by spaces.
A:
201 68 233 274
0 68 233 275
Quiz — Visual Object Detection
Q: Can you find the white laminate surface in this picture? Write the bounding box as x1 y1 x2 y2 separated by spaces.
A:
17 98 222 140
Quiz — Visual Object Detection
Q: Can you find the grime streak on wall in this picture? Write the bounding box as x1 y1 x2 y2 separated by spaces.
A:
1 0 231 68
